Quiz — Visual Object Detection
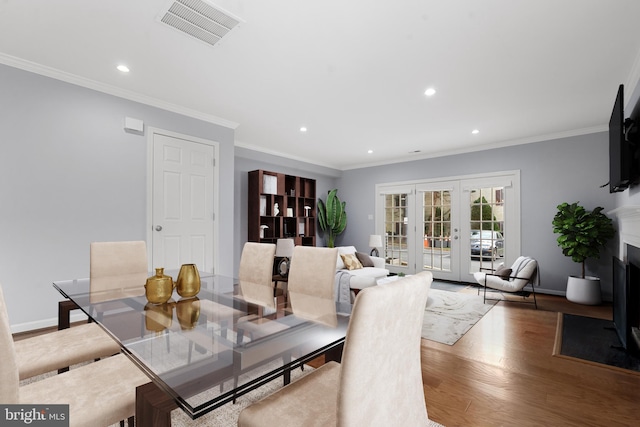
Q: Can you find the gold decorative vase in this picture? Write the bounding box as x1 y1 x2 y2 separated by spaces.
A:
176 264 200 298
176 297 200 330
144 302 173 332
145 268 175 304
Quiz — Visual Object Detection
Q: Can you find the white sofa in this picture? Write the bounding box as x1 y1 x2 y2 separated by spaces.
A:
335 246 389 295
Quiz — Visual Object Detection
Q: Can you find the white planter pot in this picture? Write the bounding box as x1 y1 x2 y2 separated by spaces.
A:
565 276 602 305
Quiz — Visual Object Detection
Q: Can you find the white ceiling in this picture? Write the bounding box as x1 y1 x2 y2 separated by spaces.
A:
1 0 640 170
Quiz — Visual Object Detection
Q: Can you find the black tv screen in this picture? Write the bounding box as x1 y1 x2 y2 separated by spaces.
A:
609 84 631 193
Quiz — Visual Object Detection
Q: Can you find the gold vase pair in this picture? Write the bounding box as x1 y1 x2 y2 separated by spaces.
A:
144 264 201 304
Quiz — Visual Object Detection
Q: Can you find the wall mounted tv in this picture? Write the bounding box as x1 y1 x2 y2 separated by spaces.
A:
609 84 638 193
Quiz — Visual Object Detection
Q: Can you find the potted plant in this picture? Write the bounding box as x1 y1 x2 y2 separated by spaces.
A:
317 189 347 248
552 202 615 305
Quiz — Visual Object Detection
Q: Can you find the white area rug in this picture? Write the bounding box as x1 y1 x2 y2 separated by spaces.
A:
422 288 497 345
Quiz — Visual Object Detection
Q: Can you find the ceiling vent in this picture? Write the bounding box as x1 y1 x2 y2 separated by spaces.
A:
159 0 242 47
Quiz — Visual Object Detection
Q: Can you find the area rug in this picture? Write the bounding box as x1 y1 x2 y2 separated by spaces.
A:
422 288 497 345
553 313 640 373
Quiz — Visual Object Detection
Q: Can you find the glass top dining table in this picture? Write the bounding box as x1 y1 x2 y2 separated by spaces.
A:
53 271 350 425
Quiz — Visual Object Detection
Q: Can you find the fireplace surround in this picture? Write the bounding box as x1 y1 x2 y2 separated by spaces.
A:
609 205 640 355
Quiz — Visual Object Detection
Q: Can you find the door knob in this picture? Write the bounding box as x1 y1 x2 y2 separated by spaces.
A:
155 225 163 232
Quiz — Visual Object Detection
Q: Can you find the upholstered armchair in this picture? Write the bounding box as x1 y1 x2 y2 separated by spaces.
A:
473 256 539 308
238 271 433 427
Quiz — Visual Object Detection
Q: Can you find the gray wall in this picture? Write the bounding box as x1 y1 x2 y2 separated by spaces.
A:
0 64 235 331
233 147 340 271
337 132 616 298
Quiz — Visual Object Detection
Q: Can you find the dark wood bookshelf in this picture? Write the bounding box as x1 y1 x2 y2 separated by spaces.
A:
248 169 316 246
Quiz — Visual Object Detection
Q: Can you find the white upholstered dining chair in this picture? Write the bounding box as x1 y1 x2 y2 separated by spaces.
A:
286 245 339 324
0 284 149 427
15 241 149 379
238 271 433 427
90 240 148 299
238 242 278 309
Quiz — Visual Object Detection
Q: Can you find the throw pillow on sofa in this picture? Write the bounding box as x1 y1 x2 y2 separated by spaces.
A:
341 253 363 270
355 252 375 267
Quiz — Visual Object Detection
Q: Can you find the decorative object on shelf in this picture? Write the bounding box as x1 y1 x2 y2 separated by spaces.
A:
260 224 269 238
298 221 305 236
176 264 201 298
176 297 200 330
144 301 173 332
369 234 383 257
275 238 295 277
287 207 294 217
144 268 175 304
263 174 277 194
552 202 615 305
260 196 267 216
273 203 280 216
290 189 295 197
318 189 347 248
304 205 311 217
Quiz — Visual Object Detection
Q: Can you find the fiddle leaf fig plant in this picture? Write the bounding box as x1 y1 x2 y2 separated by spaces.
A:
551 202 615 278
317 189 347 248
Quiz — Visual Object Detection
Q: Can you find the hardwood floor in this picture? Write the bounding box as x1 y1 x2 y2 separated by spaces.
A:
421 291 640 427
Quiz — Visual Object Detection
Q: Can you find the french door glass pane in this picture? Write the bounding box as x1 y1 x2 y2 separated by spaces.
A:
384 194 408 267
422 190 451 272
469 186 505 272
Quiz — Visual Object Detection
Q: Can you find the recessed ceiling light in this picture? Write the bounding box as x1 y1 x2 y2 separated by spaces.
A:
472 129 480 135
424 88 436 97
300 127 307 132
117 65 130 73
367 150 373 154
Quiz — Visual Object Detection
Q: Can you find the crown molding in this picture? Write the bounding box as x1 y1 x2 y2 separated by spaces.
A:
0 53 239 130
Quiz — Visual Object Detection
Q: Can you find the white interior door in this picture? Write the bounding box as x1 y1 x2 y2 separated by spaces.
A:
150 131 216 273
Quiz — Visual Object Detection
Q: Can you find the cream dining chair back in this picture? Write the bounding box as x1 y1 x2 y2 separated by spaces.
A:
286 246 338 324
0 284 149 427
238 271 433 427
238 242 277 308
90 240 148 299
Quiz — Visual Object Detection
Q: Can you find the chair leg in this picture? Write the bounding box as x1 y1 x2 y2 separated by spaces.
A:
531 284 538 309
483 278 487 304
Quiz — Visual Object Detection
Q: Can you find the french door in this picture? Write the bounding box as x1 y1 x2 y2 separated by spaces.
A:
376 171 520 282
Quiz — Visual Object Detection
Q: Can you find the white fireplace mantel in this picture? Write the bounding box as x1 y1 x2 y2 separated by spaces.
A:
608 205 640 257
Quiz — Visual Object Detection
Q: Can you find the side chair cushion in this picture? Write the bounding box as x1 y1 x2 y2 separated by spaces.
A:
238 361 341 427
19 353 149 427
15 322 120 380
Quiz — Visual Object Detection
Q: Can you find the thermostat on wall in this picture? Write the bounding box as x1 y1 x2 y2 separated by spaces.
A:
124 117 144 133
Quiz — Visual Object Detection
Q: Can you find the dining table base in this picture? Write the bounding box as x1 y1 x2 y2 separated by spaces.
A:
134 342 344 427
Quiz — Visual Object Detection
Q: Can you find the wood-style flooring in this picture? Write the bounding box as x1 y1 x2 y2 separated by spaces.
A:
420 291 640 427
